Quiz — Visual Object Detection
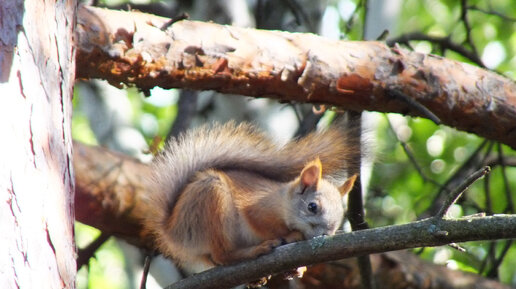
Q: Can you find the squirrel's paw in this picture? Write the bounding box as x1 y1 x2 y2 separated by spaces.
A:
254 239 283 256
282 231 305 244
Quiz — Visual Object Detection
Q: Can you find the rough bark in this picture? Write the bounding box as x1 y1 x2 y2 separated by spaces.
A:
75 5 516 149
0 0 77 288
73 141 516 289
165 214 516 289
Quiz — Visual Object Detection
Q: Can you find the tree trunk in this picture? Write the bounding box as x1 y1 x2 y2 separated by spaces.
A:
0 0 77 288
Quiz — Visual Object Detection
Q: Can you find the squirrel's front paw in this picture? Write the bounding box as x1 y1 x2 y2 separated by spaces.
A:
282 231 304 244
254 239 283 256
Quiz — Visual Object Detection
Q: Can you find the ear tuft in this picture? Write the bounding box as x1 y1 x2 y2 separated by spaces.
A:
339 174 357 196
300 158 322 188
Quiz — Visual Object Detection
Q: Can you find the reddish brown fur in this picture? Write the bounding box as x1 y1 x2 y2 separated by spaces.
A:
144 122 358 272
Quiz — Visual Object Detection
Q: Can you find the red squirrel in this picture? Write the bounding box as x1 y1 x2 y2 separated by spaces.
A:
143 121 357 273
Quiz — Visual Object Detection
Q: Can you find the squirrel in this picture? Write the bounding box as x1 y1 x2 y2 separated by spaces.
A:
143 121 358 273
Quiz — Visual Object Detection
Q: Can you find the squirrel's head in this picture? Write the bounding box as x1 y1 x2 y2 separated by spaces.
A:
285 158 357 239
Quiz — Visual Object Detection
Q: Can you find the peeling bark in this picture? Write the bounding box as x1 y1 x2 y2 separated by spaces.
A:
76 5 516 149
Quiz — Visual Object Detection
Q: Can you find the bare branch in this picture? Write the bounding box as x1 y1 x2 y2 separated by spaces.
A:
422 140 490 218
76 5 516 150
468 5 516 22
497 143 515 213
460 0 479 58
436 166 491 218
487 240 513 278
165 215 516 289
77 233 110 269
387 115 443 188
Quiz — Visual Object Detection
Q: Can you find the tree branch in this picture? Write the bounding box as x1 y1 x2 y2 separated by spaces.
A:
76 5 516 149
165 215 516 289
436 166 490 218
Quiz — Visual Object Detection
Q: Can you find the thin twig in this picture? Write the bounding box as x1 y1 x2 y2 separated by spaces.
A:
497 143 515 213
460 0 479 57
487 240 513 278
362 0 369 40
140 255 152 289
479 242 496 275
343 0 362 34
77 233 111 269
160 12 190 31
375 29 389 41
468 5 516 22
281 0 314 32
436 166 491 218
386 89 441 125
448 243 466 252
386 115 442 188
294 109 323 138
484 172 493 216
485 155 516 168
423 140 490 218
291 104 304 124
387 33 485 67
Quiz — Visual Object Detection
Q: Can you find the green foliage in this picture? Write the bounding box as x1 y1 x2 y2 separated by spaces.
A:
76 223 130 289
129 87 178 143
72 88 98 145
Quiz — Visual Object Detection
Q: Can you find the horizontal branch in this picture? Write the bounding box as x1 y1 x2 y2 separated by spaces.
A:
76 5 516 149
167 215 516 289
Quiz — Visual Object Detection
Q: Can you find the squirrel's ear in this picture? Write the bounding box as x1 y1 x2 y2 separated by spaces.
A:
339 174 357 196
300 158 322 188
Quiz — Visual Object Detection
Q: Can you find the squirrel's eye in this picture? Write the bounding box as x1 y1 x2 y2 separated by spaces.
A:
307 202 318 214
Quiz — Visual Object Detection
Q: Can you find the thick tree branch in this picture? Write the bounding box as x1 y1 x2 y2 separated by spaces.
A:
76 5 516 149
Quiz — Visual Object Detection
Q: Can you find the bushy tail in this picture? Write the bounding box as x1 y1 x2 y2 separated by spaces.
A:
146 121 357 231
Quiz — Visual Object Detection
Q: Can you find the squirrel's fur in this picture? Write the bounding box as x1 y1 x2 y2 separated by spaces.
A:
144 121 357 272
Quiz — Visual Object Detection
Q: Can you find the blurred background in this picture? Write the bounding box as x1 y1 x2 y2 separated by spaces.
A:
73 0 516 288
